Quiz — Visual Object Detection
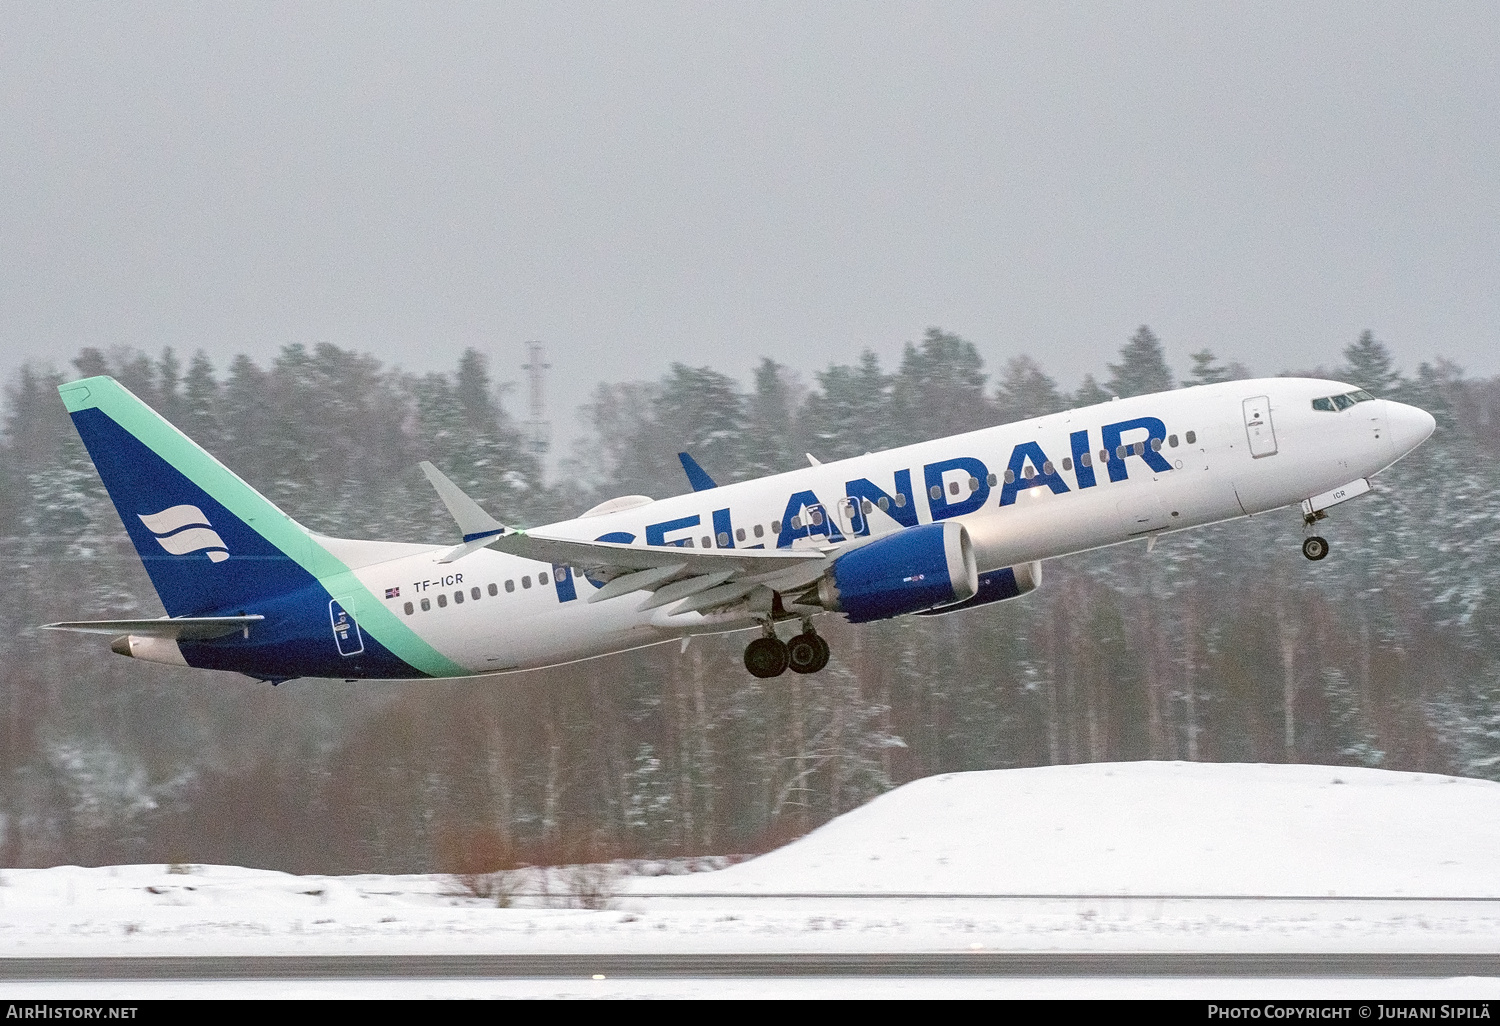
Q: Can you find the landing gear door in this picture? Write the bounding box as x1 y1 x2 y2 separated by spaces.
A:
1243 396 1278 458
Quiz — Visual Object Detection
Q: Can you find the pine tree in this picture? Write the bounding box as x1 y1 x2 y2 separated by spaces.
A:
890 327 991 443
742 358 803 479
654 364 747 486
1105 326 1174 397
1072 374 1111 407
1342 330 1401 395
1186 348 1231 385
802 350 893 460
994 355 1065 423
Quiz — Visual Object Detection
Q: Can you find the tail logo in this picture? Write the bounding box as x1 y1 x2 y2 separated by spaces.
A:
138 505 230 563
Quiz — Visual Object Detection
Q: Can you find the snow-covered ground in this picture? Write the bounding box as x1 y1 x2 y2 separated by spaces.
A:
5 762 1500 998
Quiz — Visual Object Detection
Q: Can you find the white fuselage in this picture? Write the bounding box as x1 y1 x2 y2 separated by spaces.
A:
320 378 1431 675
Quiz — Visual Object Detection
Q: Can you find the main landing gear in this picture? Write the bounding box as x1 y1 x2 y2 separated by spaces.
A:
744 622 831 678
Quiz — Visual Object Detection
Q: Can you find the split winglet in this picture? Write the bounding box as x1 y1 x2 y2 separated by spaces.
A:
677 452 717 491
419 461 513 563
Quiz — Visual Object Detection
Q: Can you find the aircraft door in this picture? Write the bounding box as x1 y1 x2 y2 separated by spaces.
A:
834 496 862 537
329 599 365 657
1243 396 1278 458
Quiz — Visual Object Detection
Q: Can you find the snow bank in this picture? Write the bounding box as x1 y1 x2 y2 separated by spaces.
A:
645 762 1500 896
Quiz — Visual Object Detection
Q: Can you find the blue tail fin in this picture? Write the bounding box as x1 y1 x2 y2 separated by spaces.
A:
60 376 321 617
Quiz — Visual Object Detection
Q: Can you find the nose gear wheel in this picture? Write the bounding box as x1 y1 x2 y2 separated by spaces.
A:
1302 535 1330 561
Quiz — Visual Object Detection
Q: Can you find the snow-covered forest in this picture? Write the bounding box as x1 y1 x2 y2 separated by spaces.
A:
2 327 1497 873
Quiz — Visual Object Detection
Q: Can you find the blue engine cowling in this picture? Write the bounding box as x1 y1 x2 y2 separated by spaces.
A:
915 561 1041 616
817 521 979 623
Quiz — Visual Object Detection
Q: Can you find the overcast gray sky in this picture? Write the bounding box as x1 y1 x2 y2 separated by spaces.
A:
3 1 1497 448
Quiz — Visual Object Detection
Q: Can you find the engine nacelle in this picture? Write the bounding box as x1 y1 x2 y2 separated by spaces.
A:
817 521 978 623
914 560 1042 617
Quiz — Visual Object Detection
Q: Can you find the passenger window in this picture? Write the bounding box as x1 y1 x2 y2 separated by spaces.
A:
700 536 710 547
1099 449 1110 463
987 473 998 487
790 515 803 530
1168 434 1179 447
717 532 729 546
930 485 942 500
1150 438 1162 452
683 537 694 547
1116 445 1127 459
1062 457 1073 471
861 499 873 514
472 587 481 600
894 493 906 507
967 476 979 492
948 481 959 496
1081 452 1092 467
404 601 414 615
810 511 823 525
736 528 746 542
505 580 515 593
1004 469 1015 483
521 576 532 589
1023 465 1035 480
772 520 782 533
1133 441 1145 456
1185 431 1197 444
420 598 431 611
454 590 464 604
539 572 549 585
877 496 889 511
754 524 765 537
1042 461 1054 475
437 594 448 608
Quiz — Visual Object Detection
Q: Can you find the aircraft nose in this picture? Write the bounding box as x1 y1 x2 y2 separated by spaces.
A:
1384 400 1436 455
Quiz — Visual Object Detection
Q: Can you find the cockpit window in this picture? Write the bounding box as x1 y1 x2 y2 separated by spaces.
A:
1313 390 1378 412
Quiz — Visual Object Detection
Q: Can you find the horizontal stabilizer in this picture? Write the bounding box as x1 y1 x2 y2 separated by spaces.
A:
42 615 265 640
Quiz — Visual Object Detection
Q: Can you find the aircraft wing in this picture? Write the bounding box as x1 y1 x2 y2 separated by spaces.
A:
42 615 265 640
487 531 832 613
421 460 835 614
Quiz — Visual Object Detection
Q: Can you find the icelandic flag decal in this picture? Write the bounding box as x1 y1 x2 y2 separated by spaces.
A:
385 586 400 599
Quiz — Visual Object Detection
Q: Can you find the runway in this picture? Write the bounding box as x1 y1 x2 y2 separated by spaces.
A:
4 952 1500 980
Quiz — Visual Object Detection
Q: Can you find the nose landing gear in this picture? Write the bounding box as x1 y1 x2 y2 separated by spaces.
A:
1301 535 1330 561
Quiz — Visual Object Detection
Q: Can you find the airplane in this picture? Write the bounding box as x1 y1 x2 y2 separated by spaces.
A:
43 374 1435 683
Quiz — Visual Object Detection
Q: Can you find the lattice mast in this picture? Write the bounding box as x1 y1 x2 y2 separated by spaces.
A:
521 341 551 457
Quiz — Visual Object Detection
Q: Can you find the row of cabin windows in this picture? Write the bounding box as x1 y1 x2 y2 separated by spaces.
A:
400 429 1207 586
403 568 564 614
916 431 1200 499
677 428 1204 543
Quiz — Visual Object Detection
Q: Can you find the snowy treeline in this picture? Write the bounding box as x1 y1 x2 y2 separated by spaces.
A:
1 328 1497 873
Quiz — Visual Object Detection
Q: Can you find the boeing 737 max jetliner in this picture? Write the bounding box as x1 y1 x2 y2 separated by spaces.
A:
44 376 1434 682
